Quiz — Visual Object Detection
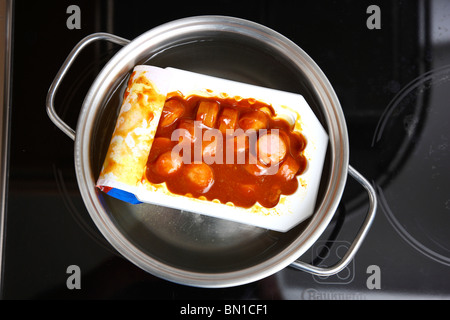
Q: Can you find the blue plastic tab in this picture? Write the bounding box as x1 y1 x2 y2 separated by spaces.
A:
106 188 142 204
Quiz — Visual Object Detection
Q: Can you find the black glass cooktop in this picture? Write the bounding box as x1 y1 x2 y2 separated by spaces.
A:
1 0 449 300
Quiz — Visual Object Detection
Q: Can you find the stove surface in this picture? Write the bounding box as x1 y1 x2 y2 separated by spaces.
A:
1 0 449 300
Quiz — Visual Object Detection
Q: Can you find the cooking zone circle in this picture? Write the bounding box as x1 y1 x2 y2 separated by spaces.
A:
47 16 376 287
373 65 450 266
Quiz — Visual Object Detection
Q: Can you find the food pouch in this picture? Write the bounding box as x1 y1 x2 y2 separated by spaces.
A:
96 65 328 232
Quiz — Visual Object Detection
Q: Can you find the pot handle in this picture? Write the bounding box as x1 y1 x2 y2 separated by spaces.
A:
46 32 130 140
290 165 377 276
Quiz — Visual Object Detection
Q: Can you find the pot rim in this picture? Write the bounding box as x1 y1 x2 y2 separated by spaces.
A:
74 15 349 288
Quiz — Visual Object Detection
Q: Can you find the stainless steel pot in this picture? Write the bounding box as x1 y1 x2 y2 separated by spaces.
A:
46 16 376 288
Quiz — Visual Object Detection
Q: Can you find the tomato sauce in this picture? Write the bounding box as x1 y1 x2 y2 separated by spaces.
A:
145 92 307 208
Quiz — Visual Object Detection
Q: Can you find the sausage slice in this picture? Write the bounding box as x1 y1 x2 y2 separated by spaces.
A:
154 151 183 177
184 163 214 193
257 131 287 166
